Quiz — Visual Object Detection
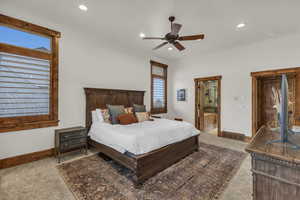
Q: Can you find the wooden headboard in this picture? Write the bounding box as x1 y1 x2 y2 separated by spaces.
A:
84 88 145 129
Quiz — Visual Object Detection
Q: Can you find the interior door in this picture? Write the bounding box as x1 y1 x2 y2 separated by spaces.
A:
259 76 295 128
195 81 205 131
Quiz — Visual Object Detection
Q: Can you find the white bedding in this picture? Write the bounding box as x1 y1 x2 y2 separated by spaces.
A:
88 118 200 155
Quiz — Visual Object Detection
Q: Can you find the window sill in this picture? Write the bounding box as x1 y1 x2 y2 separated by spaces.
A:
0 120 59 133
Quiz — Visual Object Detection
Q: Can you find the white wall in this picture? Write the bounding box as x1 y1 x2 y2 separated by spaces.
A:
0 9 171 159
169 33 300 136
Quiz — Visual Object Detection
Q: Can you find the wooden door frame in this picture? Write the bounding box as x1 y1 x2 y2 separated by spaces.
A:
194 76 222 137
251 67 300 137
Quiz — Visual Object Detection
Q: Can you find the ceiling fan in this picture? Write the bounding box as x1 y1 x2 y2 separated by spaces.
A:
143 16 205 51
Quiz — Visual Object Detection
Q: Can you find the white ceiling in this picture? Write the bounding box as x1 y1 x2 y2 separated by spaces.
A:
2 0 300 60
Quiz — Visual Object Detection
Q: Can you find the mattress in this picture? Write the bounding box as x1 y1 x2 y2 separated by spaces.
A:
88 118 200 155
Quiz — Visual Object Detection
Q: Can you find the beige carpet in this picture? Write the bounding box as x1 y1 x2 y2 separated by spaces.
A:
57 142 246 200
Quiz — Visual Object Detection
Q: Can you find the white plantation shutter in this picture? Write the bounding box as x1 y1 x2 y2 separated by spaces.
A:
153 77 165 108
151 61 167 113
0 52 50 118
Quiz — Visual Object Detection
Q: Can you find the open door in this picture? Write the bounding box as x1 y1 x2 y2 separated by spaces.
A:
195 81 205 130
195 76 222 136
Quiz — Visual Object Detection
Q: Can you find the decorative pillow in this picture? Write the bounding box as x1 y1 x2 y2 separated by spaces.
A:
107 105 125 124
117 113 138 125
124 107 133 114
133 104 146 113
100 109 111 123
135 112 150 122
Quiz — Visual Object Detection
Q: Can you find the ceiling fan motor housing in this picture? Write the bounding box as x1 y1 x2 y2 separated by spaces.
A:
165 33 178 43
169 16 175 22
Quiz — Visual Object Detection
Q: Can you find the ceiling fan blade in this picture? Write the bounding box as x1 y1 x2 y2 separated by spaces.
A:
173 41 185 51
153 42 168 50
143 37 165 40
178 34 205 41
171 23 182 35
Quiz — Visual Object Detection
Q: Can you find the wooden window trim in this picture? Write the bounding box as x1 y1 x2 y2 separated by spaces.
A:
0 14 61 38
0 14 60 133
0 43 51 60
150 60 168 114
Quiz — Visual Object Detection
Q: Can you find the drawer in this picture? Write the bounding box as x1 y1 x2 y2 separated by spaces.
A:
60 138 86 150
60 130 86 141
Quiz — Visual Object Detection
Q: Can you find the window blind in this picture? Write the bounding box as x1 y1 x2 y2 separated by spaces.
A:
0 52 50 118
150 60 167 114
153 77 165 108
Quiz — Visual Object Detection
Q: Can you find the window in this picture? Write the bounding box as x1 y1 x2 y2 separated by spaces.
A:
0 14 61 133
150 60 167 114
0 26 51 51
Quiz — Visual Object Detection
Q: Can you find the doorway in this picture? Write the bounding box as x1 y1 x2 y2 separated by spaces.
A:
195 76 222 136
251 68 299 137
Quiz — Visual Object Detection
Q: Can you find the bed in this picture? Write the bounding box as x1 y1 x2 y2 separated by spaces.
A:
85 88 199 186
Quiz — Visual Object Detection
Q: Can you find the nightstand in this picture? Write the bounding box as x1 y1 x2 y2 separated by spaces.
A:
55 126 88 163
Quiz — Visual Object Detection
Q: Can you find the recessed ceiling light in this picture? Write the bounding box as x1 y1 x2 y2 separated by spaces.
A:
236 23 246 29
168 47 173 51
79 4 88 11
139 33 145 38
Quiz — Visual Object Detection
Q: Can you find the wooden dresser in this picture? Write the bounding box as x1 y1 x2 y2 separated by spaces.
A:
55 126 88 163
246 126 300 200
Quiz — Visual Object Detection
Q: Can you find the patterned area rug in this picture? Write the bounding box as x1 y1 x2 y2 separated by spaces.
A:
57 142 246 200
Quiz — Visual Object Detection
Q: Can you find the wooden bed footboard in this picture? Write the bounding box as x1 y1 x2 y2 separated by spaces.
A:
88 135 199 186
134 135 199 184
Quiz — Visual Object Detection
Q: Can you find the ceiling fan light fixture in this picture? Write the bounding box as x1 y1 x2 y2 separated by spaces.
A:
139 32 146 38
79 4 88 11
168 47 173 51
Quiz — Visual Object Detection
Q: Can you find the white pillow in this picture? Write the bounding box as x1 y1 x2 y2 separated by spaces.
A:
91 110 98 122
95 109 104 122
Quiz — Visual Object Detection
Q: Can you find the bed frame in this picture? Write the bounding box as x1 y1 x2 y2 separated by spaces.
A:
84 88 199 186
